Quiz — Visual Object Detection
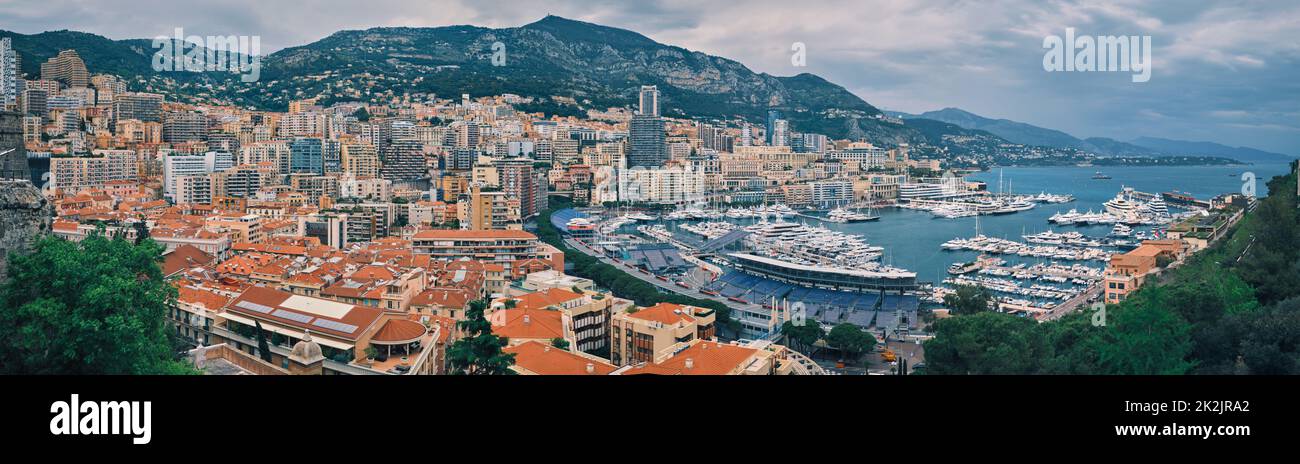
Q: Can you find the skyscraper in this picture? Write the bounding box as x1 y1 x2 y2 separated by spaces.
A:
627 114 666 168
628 86 666 167
766 109 783 145
0 38 20 109
638 85 659 117
771 119 789 147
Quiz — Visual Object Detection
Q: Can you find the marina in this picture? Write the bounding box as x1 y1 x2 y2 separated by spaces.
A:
588 164 1292 330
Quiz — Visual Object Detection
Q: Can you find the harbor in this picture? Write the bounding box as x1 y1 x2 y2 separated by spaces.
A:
573 164 1292 333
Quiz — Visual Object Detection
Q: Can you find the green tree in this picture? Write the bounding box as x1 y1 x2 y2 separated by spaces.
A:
254 320 273 363
446 300 516 375
943 284 995 315
0 234 195 374
781 320 824 354
1096 298 1195 375
551 338 570 350
923 312 1047 375
826 323 876 363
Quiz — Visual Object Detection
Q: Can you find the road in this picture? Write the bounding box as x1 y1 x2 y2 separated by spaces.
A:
1038 282 1103 321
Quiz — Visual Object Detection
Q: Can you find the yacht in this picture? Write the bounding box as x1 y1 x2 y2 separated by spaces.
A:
1092 171 1112 180
827 207 880 223
948 261 981 275
1103 191 1139 218
1109 223 1132 237
1140 196 1170 217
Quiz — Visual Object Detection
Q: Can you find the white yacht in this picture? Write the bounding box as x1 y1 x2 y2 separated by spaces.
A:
1103 191 1139 218
827 207 879 223
1109 223 1132 237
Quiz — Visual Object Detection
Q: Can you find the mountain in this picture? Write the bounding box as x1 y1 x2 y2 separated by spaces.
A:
1129 137 1297 164
1082 137 1164 157
895 107 1096 151
0 30 159 79
262 15 907 140
3 16 920 141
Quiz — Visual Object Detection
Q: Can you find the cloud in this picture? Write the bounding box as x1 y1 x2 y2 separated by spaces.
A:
2 0 1296 154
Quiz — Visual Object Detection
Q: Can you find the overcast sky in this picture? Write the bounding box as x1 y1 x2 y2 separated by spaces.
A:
4 0 1297 155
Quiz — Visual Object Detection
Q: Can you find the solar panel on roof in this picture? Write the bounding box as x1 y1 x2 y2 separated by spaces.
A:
312 319 359 333
272 309 314 324
235 300 274 314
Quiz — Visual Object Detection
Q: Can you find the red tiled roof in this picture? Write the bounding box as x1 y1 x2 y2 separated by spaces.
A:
504 341 616 375
371 319 427 344
490 308 564 340
621 341 759 376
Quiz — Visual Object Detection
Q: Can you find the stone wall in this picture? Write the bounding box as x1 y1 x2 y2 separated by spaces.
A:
0 180 52 280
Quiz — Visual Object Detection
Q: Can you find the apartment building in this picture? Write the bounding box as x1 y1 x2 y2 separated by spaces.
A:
609 302 717 366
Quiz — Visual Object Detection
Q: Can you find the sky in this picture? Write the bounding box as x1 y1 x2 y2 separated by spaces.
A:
3 0 1297 155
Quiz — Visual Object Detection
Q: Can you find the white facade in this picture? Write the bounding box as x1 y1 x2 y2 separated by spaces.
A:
617 165 705 205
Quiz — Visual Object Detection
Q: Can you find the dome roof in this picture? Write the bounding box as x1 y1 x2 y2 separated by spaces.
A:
290 331 324 363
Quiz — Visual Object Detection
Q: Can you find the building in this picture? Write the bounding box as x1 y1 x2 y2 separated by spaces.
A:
494 157 545 218
341 143 379 178
40 50 89 88
609 302 716 366
0 38 19 109
1 111 30 179
112 92 163 124
828 143 890 171
765 109 783 145
617 165 705 205
1101 241 1184 304
163 151 233 201
494 287 612 355
380 138 427 186
20 88 46 122
627 87 666 168
811 179 853 206
626 114 667 168
289 137 325 175
162 112 208 144
459 183 520 230
503 341 617 375
215 285 439 375
49 150 138 194
616 339 789 375
411 229 546 268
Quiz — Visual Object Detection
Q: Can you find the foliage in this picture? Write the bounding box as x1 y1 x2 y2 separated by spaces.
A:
255 321 273 363
942 284 995 315
550 338 570 350
446 300 516 375
780 320 825 354
0 234 195 374
924 312 1048 374
825 323 876 361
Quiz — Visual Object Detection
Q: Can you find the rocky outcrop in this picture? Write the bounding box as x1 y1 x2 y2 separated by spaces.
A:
0 181 52 280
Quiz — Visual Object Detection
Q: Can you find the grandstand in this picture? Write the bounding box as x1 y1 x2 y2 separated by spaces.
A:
704 270 919 330
623 243 690 274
